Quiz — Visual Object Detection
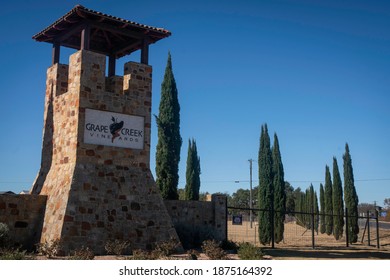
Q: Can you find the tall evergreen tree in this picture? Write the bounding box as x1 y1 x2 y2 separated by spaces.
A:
155 53 182 200
272 133 286 244
305 187 312 229
314 190 320 233
343 143 359 243
295 190 304 227
324 165 333 235
319 184 326 234
258 124 273 245
332 157 344 240
185 139 201 200
285 182 295 214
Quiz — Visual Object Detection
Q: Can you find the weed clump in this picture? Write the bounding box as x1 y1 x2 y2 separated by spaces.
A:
0 223 11 249
153 237 180 257
105 239 131 255
37 239 63 258
201 240 228 260
68 246 95 260
237 242 264 260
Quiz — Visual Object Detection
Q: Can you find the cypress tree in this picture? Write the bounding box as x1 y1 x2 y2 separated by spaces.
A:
272 133 286 244
332 157 344 240
314 190 320 233
305 188 311 229
295 191 304 227
258 124 273 245
185 139 201 200
285 182 295 214
324 165 333 235
319 184 326 234
155 53 182 200
343 143 359 243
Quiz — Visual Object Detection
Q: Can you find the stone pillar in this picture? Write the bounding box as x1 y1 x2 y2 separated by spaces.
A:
123 62 153 168
212 194 227 241
33 50 180 254
31 63 68 195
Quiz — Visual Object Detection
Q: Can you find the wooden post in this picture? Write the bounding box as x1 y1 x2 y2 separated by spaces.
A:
81 24 91 51
367 211 371 246
271 201 275 249
141 38 149 64
375 210 380 249
108 55 116 77
52 42 60 65
345 208 349 247
311 205 315 249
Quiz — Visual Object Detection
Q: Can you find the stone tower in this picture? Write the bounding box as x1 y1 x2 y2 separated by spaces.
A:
31 5 180 253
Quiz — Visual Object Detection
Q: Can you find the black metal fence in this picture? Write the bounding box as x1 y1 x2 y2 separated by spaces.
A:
227 206 383 249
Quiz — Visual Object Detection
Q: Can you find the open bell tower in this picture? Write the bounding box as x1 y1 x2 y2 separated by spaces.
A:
31 5 180 253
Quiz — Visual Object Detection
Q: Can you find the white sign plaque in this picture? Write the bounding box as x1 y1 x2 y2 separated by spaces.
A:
84 108 144 149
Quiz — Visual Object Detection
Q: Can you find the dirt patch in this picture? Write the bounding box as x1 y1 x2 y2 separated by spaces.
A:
263 247 390 260
228 220 390 249
228 220 390 259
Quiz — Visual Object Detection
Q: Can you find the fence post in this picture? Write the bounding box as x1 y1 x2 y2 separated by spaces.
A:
224 195 228 242
271 202 275 249
367 210 371 246
311 206 315 249
345 208 349 247
375 210 380 249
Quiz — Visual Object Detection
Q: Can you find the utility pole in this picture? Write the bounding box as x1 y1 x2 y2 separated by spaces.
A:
249 159 254 228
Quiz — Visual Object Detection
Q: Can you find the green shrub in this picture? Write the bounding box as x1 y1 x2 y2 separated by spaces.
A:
105 239 131 255
220 240 239 253
0 223 10 248
201 240 228 260
237 242 263 260
0 247 32 260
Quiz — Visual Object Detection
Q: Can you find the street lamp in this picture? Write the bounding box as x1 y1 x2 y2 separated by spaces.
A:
235 159 255 228
248 159 254 228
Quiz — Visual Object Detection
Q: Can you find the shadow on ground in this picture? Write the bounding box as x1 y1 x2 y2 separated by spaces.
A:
263 247 390 260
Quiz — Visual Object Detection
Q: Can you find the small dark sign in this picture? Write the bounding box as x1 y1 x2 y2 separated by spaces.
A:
232 215 243 225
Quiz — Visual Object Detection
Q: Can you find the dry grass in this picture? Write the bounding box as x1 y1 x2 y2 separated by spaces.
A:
228 219 390 259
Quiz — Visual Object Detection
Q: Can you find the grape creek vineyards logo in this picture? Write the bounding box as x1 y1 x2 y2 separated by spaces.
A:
109 116 124 143
84 108 144 149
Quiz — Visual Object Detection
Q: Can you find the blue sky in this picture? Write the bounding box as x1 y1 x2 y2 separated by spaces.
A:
0 0 389 206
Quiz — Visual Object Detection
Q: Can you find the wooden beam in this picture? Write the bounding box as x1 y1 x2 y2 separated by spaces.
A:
53 22 84 43
102 30 113 48
111 41 140 58
90 21 145 40
52 42 60 65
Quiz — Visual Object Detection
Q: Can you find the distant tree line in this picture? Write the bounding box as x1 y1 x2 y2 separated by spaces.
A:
228 140 359 244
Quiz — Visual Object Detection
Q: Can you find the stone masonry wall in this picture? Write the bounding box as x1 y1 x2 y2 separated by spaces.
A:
31 64 69 195
33 50 180 254
164 194 227 248
0 194 47 250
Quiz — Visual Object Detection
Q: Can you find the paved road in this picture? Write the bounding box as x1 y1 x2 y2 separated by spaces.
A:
378 221 390 230
358 219 390 230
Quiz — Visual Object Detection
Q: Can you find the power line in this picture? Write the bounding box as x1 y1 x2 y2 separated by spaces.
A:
186 178 390 184
0 181 31 184
3 178 390 185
